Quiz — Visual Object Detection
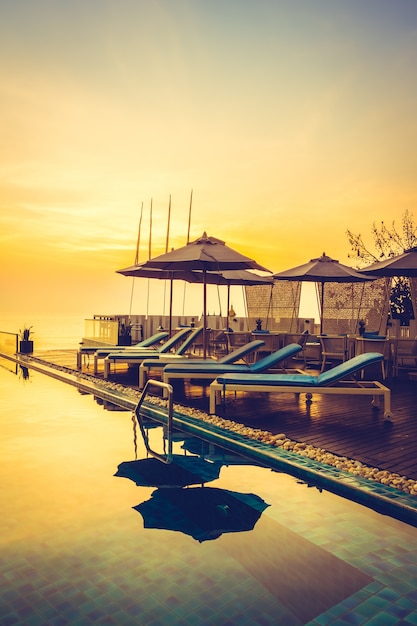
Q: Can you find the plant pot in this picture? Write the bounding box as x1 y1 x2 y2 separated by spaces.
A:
19 340 33 354
118 336 132 346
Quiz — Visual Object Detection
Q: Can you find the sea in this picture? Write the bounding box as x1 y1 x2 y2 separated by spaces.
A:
0 281 321 353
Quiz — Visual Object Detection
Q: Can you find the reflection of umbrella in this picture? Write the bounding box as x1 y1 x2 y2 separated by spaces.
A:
134 486 269 542
114 455 222 488
141 232 270 357
273 252 375 333
359 247 417 277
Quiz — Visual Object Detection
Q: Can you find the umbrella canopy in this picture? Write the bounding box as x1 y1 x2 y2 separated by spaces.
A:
117 263 273 335
116 263 198 282
359 247 417 277
359 247 417 328
142 232 270 357
114 456 222 488
116 262 203 334
134 486 269 542
273 252 375 333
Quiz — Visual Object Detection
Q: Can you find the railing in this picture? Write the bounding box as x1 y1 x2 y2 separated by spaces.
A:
133 379 174 463
0 331 18 356
83 319 119 344
0 331 18 374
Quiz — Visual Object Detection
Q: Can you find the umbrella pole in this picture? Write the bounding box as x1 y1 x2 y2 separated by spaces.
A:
320 282 325 334
169 277 173 335
203 270 207 359
226 284 230 330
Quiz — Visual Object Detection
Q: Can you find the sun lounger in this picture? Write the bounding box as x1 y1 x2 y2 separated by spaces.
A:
103 326 204 379
93 328 192 374
209 352 392 420
138 339 266 389
161 343 303 388
76 330 169 370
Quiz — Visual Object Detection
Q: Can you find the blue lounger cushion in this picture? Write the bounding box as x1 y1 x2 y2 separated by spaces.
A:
163 343 302 375
96 329 191 357
138 339 267 388
80 331 169 354
215 352 384 387
93 332 170 357
133 331 170 347
105 327 204 362
141 340 266 370
215 339 265 364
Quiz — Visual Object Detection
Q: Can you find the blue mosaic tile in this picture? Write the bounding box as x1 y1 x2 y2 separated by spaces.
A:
4 365 417 626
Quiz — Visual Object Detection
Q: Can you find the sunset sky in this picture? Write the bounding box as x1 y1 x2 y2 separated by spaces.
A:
1 0 417 322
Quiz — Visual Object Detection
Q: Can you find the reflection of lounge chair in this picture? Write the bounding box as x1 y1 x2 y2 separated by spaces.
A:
76 330 169 370
161 343 303 388
209 352 392 420
104 327 204 379
139 339 266 389
93 328 192 374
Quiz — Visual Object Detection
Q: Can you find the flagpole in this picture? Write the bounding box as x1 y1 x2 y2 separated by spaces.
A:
165 195 173 334
187 189 193 243
165 194 171 252
129 201 143 317
146 199 152 319
183 189 193 314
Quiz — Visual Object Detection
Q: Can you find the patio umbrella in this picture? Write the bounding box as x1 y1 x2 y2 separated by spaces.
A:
141 232 270 357
116 262 202 334
114 456 222 488
359 246 417 277
117 264 273 336
359 246 417 328
134 486 269 542
273 252 375 334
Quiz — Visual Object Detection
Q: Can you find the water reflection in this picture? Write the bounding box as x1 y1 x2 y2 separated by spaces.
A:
134 486 269 543
115 455 222 488
0 356 17 375
116 429 269 542
19 365 30 380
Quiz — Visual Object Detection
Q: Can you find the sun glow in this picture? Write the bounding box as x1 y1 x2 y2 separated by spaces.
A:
1 2 417 319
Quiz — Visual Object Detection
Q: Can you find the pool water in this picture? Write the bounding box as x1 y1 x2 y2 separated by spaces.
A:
2 361 417 625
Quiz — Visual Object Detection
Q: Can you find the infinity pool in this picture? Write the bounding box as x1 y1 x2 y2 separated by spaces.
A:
2 360 417 625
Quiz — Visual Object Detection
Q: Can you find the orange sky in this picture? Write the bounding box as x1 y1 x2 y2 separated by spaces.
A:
1 1 417 321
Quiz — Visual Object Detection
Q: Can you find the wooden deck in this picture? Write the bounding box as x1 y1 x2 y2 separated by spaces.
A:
32 349 417 481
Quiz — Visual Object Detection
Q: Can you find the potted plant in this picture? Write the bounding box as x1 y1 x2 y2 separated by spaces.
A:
118 321 132 346
19 326 34 353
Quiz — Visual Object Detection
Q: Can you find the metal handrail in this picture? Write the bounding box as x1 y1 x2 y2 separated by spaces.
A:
133 379 174 463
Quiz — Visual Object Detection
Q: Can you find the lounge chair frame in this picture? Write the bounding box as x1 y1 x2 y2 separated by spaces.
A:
76 330 169 371
208 352 393 420
209 377 392 419
161 343 303 388
138 339 266 389
103 327 204 379
93 328 192 374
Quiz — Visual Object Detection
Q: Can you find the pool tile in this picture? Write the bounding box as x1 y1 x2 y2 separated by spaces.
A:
3 366 417 625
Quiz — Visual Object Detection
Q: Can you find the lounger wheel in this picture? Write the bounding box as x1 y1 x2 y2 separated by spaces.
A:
305 392 313 401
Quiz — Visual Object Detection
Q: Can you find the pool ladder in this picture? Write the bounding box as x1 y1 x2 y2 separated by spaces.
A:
133 379 174 464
